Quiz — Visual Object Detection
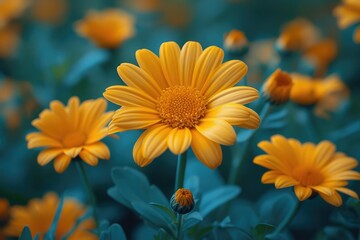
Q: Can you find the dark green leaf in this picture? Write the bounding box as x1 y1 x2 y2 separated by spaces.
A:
45 195 65 240
183 211 203 230
19 226 33 240
252 223 275 240
100 223 127 240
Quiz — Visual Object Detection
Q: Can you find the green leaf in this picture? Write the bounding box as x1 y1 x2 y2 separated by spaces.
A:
149 202 176 221
200 186 241 217
19 226 33 240
252 223 276 240
45 195 65 240
183 211 203 230
321 226 355 240
100 224 127 240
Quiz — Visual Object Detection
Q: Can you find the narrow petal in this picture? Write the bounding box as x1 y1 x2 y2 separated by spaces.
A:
313 141 336 168
50 101 69 125
192 46 224 90
136 49 168 89
133 129 151 167
63 147 82 158
103 85 157 108
202 60 248 97
294 185 312 201
274 175 299 189
319 190 343 207
37 149 63 166
141 125 172 163
207 86 259 108
354 27 360 43
117 63 163 98
195 119 236 145
311 186 333 196
68 96 80 129
336 187 359 199
109 107 161 131
84 142 110 159
167 128 192 154
79 149 99 166
191 129 222 169
53 154 72 173
253 155 291 173
159 41 181 86
26 133 63 148
261 170 281 184
180 41 202 86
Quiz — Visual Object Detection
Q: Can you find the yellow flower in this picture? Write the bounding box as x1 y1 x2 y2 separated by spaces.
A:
0 0 27 26
254 135 360 207
74 9 135 49
0 198 9 221
0 23 20 58
4 193 97 240
31 0 68 24
223 29 248 54
26 97 113 173
290 74 349 118
103 41 260 168
276 18 320 52
262 69 293 104
334 0 360 43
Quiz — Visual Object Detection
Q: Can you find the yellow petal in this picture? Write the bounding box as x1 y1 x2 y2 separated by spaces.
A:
84 142 110 159
103 85 157 108
180 41 202 86
311 186 333 196
354 27 360 43
79 98 107 131
202 60 247 97
53 154 72 173
192 46 224 90
79 149 99 166
253 155 291 173
336 187 359 199
50 100 68 124
37 149 63 166
159 41 181 86
313 141 336 168
261 170 281 184
133 129 152 167
195 118 236 145
26 132 62 148
117 63 162 98
191 129 222 169
64 147 82 158
294 185 312 201
207 86 259 108
136 49 168 89
167 128 192 154
319 190 343 207
141 125 172 163
274 175 299 189
68 96 80 129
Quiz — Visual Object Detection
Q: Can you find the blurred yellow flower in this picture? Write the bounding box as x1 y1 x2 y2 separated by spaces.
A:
223 29 248 55
125 0 161 12
103 41 260 168
0 198 9 221
0 23 20 58
334 0 360 43
74 9 135 49
31 0 68 24
254 135 360 207
276 18 320 52
0 0 27 26
4 193 97 240
262 69 293 104
290 74 349 118
26 97 113 173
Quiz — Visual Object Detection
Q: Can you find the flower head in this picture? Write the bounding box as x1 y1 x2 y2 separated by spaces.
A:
26 97 113 173
170 188 194 214
74 9 135 49
103 41 260 168
0 0 27 26
0 198 9 221
262 69 293 104
223 30 249 56
334 0 360 43
254 135 360 207
4 193 97 240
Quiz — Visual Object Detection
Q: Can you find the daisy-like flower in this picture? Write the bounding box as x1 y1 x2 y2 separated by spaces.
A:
334 0 360 43
0 198 9 220
4 193 97 240
254 135 360 207
26 97 113 173
262 69 293 104
74 9 135 49
103 41 260 168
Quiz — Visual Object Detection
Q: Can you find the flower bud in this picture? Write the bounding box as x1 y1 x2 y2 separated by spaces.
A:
224 30 249 56
262 69 293 104
170 188 194 215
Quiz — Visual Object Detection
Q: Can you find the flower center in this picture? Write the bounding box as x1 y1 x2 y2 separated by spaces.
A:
62 131 87 148
292 167 324 186
157 86 207 129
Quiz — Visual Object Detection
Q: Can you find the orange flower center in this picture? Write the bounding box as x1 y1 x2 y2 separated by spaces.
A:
175 188 194 207
292 167 324 186
157 86 207 129
62 131 86 147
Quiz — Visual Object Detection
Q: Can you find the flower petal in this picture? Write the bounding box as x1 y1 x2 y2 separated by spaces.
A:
53 154 72 173
336 187 359 199
311 186 333 196
79 149 99 166
192 46 224 90
167 128 192 154
207 86 259 108
103 85 157 108
37 149 63 166
261 170 281 184
319 190 343 207
202 60 247 97
133 130 151 167
63 147 82 158
195 119 236 145
294 185 312 201
159 41 181 86
313 141 336 168
253 155 291 173
26 132 63 148
275 175 299 189
84 142 110 160
180 41 202 86
191 129 222 169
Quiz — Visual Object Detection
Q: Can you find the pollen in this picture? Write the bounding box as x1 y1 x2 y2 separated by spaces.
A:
293 167 324 186
157 86 207 129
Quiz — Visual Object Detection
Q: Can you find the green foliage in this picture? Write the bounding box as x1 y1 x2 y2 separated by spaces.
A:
251 223 276 240
100 223 127 240
18 227 39 240
315 226 355 240
44 195 64 240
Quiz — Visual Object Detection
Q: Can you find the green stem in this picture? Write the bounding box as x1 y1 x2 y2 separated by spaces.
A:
75 161 99 228
272 201 301 236
175 151 188 191
177 215 183 240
